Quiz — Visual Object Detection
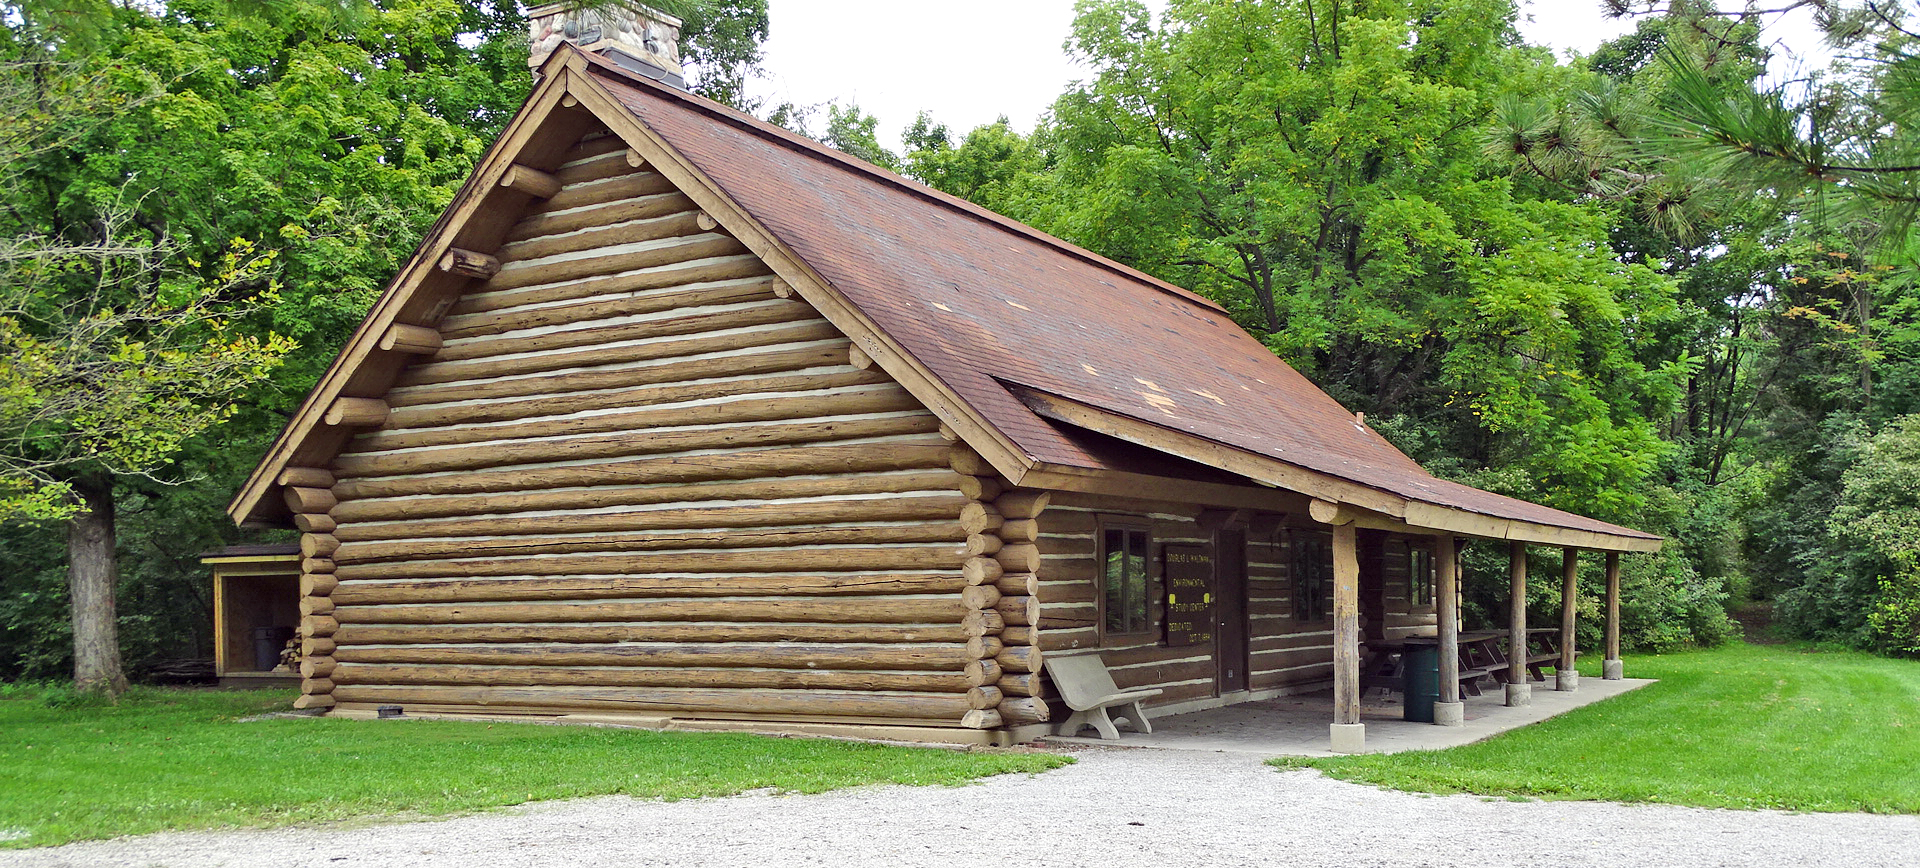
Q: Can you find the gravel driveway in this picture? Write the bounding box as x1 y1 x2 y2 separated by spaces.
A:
7 746 1916 868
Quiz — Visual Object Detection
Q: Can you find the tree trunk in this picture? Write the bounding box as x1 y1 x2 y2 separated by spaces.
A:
67 471 126 696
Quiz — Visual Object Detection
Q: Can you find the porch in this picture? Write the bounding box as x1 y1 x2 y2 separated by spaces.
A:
1047 675 1656 756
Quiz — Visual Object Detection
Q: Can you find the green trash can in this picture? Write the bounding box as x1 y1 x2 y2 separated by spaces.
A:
1402 645 1440 723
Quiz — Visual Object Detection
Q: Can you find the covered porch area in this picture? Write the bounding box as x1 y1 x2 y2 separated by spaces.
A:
1308 497 1659 754
1048 671 1655 756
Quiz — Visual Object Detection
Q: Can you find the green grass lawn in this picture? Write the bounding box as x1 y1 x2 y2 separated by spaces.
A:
0 686 1070 848
1276 642 1920 813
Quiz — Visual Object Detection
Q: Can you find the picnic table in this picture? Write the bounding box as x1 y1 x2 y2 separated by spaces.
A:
1362 629 1568 698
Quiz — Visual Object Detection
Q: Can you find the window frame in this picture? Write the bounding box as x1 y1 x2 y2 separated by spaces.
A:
1095 515 1156 645
1292 529 1333 624
1407 544 1436 613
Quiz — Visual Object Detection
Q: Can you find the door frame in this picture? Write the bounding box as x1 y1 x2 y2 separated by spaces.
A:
1213 524 1251 695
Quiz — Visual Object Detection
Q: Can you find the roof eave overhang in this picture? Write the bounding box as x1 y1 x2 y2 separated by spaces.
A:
1009 385 1664 554
228 50 599 528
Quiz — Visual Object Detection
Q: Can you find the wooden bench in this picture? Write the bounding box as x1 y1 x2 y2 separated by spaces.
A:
1045 653 1163 740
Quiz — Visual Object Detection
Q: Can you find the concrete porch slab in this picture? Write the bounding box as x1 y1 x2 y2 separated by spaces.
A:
1045 677 1656 756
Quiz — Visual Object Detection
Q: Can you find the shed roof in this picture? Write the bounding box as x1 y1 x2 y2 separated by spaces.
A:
228 48 1659 552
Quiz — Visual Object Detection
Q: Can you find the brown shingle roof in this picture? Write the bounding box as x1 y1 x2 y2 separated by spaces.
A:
582 57 1658 544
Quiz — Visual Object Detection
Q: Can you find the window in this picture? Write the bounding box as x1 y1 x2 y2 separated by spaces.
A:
1292 530 1332 622
1099 521 1152 639
1408 546 1435 611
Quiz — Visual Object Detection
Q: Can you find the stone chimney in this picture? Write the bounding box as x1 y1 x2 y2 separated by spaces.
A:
528 2 686 88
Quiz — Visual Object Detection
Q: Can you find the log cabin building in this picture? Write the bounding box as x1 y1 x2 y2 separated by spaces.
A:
223 9 1662 752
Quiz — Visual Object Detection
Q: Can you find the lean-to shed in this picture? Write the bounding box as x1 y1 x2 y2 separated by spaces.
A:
228 14 1660 751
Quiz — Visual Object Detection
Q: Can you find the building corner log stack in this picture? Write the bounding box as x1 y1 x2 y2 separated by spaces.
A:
283 467 338 710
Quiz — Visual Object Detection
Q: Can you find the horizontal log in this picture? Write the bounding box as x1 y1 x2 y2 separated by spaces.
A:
995 544 1041 573
384 341 850 411
959 502 1003 535
278 467 335 489
333 622 974 646
496 209 704 265
970 636 1005 660
333 440 947 501
529 171 677 214
997 696 1049 724
292 694 335 710
395 319 843 387
300 557 334 575
333 663 976 694
959 708 1003 730
994 572 1040 596
949 446 994 477
302 637 335 657
331 572 970 606
962 557 1003 586
325 397 388 428
963 609 1006 637
379 323 443 354
997 644 1042 673
431 298 811 366
966 658 1003 687
330 642 974 672
994 490 1051 520
1001 625 1036 645
299 596 334 616
332 413 942 478
484 233 747 293
848 343 873 370
1038 627 1099 652
305 615 338 637
300 573 338 597
452 251 766 316
333 522 968 566
997 595 1039 626
300 657 335 679
294 513 336 534
337 492 969 543
505 186 693 242
440 247 501 279
330 684 974 721
284 486 337 515
302 677 335 694
354 385 921 453
999 519 1039 544
968 686 1004 710
998 672 1041 697
959 585 1002 611
300 534 339 558
963 533 1002 557
696 211 720 232
333 544 970 583
956 476 1003 502
332 470 967 526
438 274 774 340
555 144 639 181
499 163 563 199
333 595 971 625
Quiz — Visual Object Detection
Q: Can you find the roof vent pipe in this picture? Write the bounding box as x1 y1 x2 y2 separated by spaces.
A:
528 2 686 89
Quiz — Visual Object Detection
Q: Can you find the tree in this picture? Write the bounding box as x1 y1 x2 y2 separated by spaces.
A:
1035 0 1686 518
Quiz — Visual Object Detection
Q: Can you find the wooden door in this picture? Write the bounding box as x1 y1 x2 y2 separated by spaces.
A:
1215 528 1250 694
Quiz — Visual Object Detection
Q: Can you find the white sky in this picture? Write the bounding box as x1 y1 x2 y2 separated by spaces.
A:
752 1 1829 150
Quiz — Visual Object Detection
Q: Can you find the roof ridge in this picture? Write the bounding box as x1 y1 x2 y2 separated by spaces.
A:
576 51 1227 314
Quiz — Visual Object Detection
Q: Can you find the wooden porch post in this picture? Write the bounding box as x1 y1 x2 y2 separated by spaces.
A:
1506 541 1531 707
1330 522 1365 752
1604 551 1623 680
1433 535 1463 726
1558 547 1579 691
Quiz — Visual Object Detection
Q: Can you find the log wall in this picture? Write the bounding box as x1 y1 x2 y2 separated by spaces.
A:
299 130 1000 729
1035 491 1436 712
